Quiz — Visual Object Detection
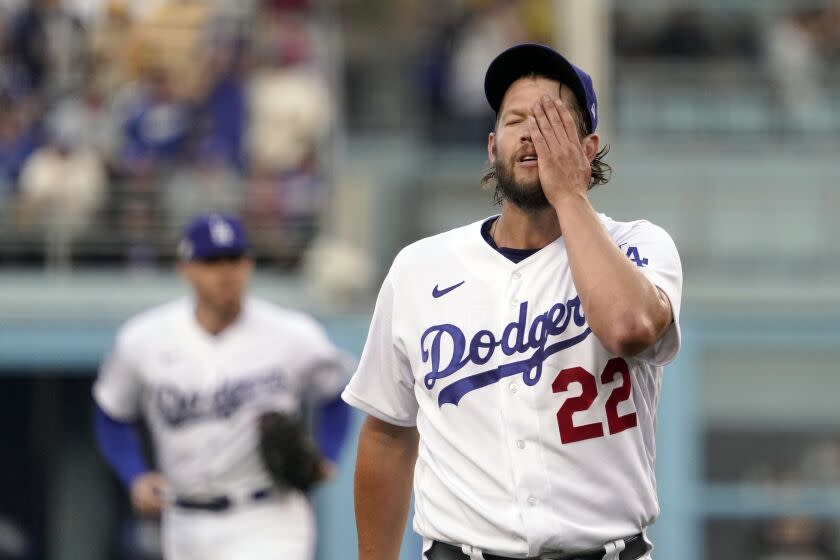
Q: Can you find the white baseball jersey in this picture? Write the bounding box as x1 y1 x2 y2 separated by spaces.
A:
94 296 350 498
342 215 682 557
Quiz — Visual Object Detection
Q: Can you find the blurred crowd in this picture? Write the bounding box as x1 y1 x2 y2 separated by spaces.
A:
4 0 840 268
614 3 840 133
393 1 840 141
614 4 840 61
399 0 551 143
0 0 333 268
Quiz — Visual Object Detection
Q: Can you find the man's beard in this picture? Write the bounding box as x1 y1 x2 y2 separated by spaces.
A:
494 157 551 212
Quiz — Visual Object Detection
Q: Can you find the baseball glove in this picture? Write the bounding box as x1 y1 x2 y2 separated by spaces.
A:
258 411 323 493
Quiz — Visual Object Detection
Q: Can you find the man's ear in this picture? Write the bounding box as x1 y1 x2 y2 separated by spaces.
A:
487 131 497 164
581 132 600 162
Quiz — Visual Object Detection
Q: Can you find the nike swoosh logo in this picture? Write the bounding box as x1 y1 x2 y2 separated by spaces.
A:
432 281 465 298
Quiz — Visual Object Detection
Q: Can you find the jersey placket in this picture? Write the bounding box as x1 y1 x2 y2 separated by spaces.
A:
196 328 226 494
210 334 243 493
497 262 548 556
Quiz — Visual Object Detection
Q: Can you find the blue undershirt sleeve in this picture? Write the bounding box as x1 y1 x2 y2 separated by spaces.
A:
93 403 149 490
314 394 352 463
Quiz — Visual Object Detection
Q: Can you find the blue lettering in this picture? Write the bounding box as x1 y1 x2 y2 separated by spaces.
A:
469 330 496 365
546 302 569 335
420 296 590 407
626 246 648 267
155 369 289 428
527 312 550 349
421 324 468 389
568 296 586 327
156 385 201 428
501 302 529 355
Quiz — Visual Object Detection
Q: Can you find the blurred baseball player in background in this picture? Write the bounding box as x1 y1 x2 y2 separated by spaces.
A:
343 43 682 560
92 212 352 560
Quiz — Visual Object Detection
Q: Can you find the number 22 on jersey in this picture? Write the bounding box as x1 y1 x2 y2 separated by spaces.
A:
552 357 638 444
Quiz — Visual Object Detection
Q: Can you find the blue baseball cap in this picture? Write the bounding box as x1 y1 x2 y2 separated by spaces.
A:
484 43 598 133
177 213 249 261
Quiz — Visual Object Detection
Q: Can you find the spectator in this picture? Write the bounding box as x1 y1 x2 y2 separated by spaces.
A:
8 0 87 99
244 13 332 265
766 7 826 130
0 15 32 101
119 67 191 174
196 37 247 171
446 0 526 142
126 0 212 99
87 0 134 96
412 4 464 141
6 0 50 95
47 82 119 163
0 98 38 198
246 39 331 172
16 117 106 242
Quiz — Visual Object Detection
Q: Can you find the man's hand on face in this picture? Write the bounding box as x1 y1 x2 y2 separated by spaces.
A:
527 95 592 207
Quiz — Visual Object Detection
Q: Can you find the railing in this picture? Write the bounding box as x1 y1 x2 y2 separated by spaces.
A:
0 196 322 271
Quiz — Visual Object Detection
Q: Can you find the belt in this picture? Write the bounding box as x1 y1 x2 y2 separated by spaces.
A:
174 487 274 512
427 533 647 560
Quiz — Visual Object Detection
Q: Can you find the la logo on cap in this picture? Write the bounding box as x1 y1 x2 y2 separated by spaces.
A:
209 216 235 247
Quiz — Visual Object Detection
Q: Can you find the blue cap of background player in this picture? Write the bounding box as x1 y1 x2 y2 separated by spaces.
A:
484 43 598 133
177 212 249 261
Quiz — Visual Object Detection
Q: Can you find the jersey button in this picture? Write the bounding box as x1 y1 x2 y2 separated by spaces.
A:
509 384 518 394
527 496 537 506
516 440 525 449
510 297 518 305
512 271 522 280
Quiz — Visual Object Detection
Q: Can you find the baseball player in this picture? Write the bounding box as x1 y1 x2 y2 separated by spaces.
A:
343 43 682 560
92 212 352 560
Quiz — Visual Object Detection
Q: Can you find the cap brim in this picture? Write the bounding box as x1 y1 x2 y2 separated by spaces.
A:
484 43 589 128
